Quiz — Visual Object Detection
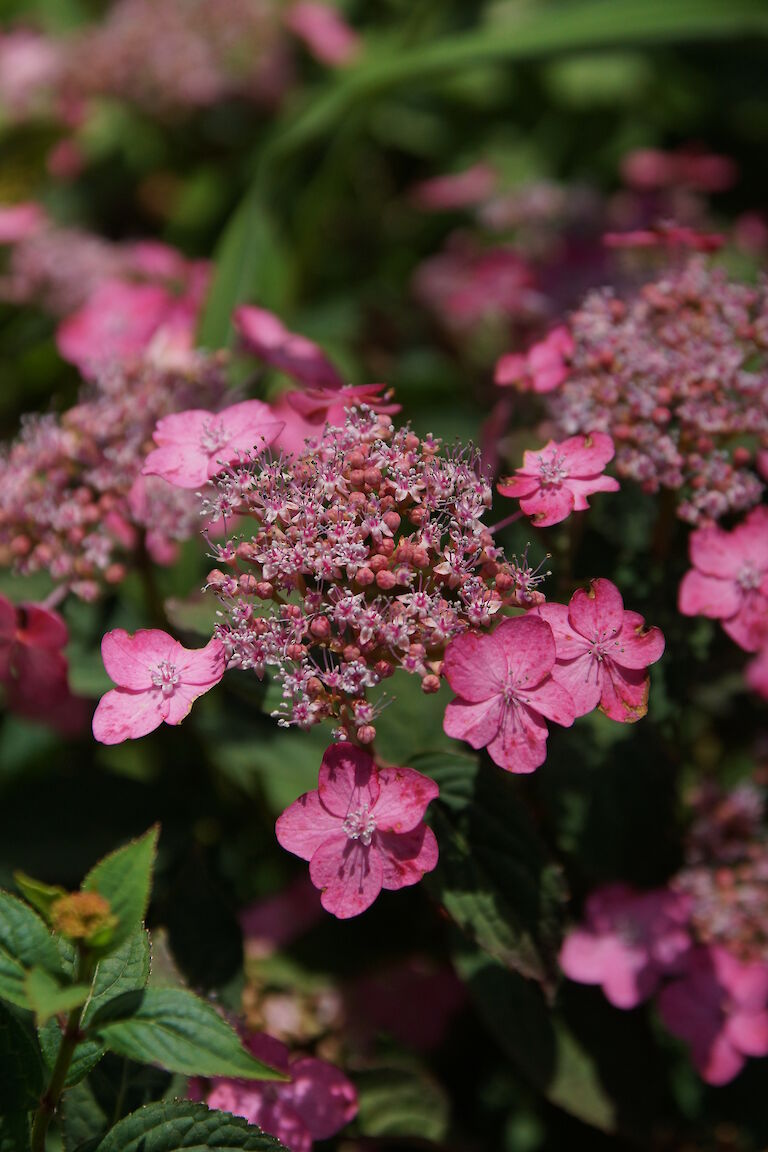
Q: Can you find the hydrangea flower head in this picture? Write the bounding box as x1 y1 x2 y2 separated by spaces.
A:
678 506 768 652
191 1030 357 1152
442 613 575 773
658 945 768 1085
234 305 344 390
92 628 225 744
497 432 619 527
560 884 692 1008
276 742 438 919
495 326 573 393
533 578 665 722
143 400 284 489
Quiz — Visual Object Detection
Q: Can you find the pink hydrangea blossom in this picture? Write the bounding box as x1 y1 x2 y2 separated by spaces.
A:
56 279 191 377
275 742 439 919
284 2 361 67
234 305 344 390
533 578 665 723
0 596 85 732
92 629 225 744
442 614 575 774
560 884 692 1008
657 945 768 1085
678 506 768 652
143 400 284 489
191 1031 357 1152
495 326 573 393
497 433 619 528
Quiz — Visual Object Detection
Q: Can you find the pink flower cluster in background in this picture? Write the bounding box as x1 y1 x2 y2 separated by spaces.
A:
532 258 768 525
561 782 768 1085
191 1030 357 1152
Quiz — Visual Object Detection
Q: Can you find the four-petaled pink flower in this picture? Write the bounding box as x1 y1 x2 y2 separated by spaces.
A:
92 628 225 744
497 432 619 527
495 326 573 394
678 506 768 652
275 742 439 919
191 1031 358 1152
533 578 665 723
560 884 692 1009
142 401 284 489
442 614 575 774
658 945 768 1085
234 305 344 390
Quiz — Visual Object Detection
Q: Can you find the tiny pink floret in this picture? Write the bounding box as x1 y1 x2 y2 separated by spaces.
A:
92 628 225 744
497 432 619 527
533 578 664 723
442 614 575 774
275 742 439 919
142 400 284 489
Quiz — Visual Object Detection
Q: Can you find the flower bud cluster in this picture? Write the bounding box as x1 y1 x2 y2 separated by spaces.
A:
204 407 546 741
545 258 768 524
0 355 228 599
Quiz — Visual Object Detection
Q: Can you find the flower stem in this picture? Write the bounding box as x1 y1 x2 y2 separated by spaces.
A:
30 951 94 1152
489 509 523 535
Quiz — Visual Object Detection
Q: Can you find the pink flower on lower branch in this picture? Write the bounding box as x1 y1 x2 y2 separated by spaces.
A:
658 945 768 1085
533 578 665 722
678 506 768 652
497 432 619 527
442 614 575 773
560 884 692 1008
191 1031 357 1152
92 629 225 744
142 400 284 489
275 742 438 919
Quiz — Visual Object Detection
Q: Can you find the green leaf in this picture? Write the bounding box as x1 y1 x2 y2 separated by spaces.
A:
0 944 29 1011
23 967 90 1025
0 892 63 982
40 929 151 1088
455 945 616 1134
13 874 66 923
93 988 288 1080
82 827 159 954
0 1113 30 1152
60 1078 109 1151
427 761 565 985
356 1067 449 1141
94 1101 288 1151
0 1001 44 1113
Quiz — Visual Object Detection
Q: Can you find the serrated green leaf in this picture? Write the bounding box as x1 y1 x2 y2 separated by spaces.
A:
23 967 90 1025
0 1001 44 1114
82 827 158 955
60 1078 109 1151
0 892 63 981
13 874 66 923
93 988 288 1080
40 929 151 1088
94 1100 288 1150
356 1067 449 1141
0 943 29 1010
427 762 565 985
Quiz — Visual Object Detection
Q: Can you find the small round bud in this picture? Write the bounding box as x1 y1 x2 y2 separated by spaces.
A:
343 644 361 662
375 569 397 590
355 567 374 586
369 554 388 573
356 725 376 745
349 468 366 487
373 660 394 680
378 538 395 557
421 674 442 694
256 581 274 599
310 616 331 639
239 574 259 594
364 467 382 488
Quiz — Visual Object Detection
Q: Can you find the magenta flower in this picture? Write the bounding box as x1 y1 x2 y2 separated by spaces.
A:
533 578 665 723
191 1031 357 1152
284 2 361 67
143 400 283 489
495 326 573 394
92 629 225 744
560 884 692 1009
442 614 575 774
0 596 86 732
658 946 768 1085
234 305 344 390
497 433 619 527
275 742 439 919
679 506 768 652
